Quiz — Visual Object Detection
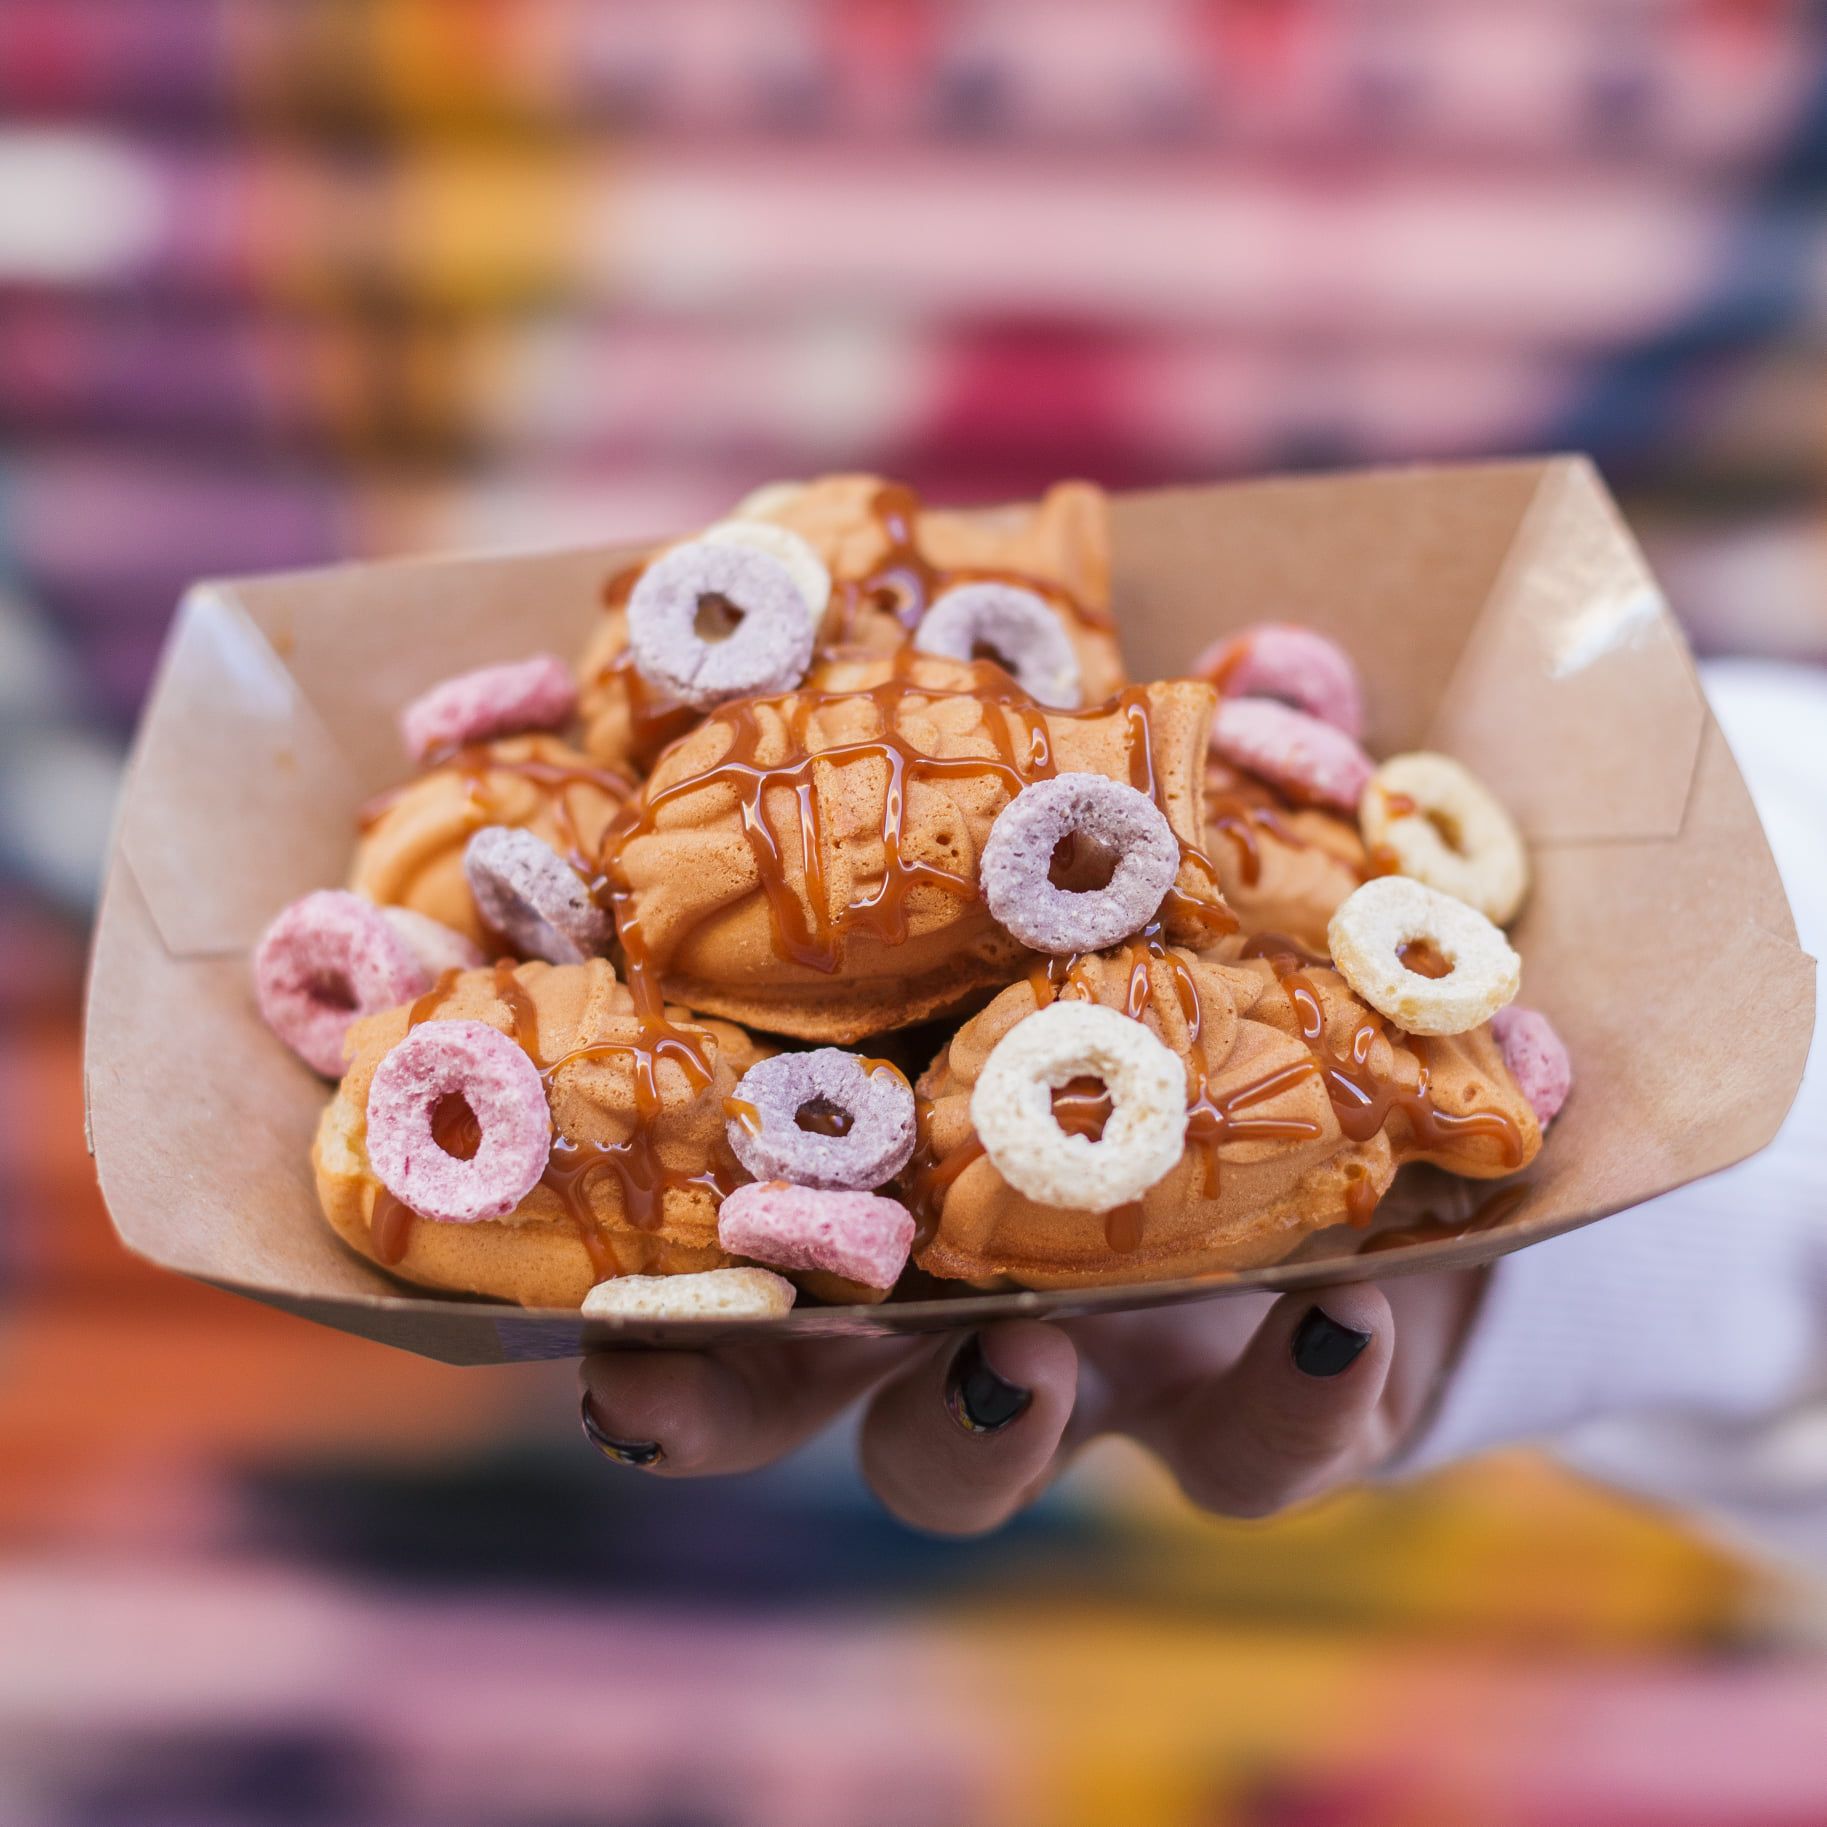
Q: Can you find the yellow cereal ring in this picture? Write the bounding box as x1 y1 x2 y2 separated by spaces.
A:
1359 751 1529 924
1327 876 1521 1036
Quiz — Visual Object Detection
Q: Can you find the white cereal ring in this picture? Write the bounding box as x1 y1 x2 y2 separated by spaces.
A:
625 538 817 709
700 518 832 621
969 1001 1187 1213
1327 876 1520 1036
580 1267 797 1321
1359 751 1530 924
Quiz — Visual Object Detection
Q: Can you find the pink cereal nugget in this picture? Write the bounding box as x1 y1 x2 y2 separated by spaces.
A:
1490 1005 1573 1127
254 890 432 1077
1209 697 1373 812
1194 622 1366 738
399 653 577 763
366 1018 552 1223
717 1181 915 1291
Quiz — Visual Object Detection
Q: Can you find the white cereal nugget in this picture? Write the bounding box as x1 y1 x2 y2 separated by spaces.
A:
580 1267 797 1321
1359 751 1530 925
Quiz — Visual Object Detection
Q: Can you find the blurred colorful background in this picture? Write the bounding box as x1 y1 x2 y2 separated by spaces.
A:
5 3 1827 1821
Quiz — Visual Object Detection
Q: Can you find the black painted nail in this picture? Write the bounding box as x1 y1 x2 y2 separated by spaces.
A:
580 1395 664 1467
1291 1307 1373 1378
944 1332 1032 1434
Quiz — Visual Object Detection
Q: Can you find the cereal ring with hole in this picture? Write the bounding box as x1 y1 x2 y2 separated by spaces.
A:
700 518 832 620
254 889 432 1077
1359 751 1529 924
1327 876 1520 1036
1209 697 1373 811
366 1018 552 1223
1193 623 1365 737
913 580 1082 708
1491 1005 1572 1126
726 1049 916 1190
717 1182 916 1291
580 1266 797 1321
980 772 1180 954
970 1001 1187 1213
625 538 817 709
379 906 486 976
399 653 576 763
463 825 611 965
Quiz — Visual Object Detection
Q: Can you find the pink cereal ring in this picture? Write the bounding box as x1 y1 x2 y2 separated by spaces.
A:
1209 697 1373 812
464 825 611 965
399 653 576 763
366 1018 552 1224
253 890 432 1077
981 772 1179 954
1491 1005 1573 1128
1193 622 1365 738
717 1181 915 1291
726 1049 916 1191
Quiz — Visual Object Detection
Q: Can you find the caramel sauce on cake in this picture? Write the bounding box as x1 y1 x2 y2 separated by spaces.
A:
340 480 1539 1303
1239 933 1525 1168
365 960 744 1283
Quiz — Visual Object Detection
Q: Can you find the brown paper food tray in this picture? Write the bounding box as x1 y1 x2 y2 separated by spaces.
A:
83 459 1815 1364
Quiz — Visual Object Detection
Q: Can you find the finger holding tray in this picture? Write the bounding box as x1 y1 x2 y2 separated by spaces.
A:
84 461 1816 1362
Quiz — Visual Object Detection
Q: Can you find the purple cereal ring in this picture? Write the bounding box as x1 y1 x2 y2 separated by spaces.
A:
914 581 1082 708
464 825 611 965
626 538 816 709
380 906 486 976
1194 622 1365 738
1209 697 1373 812
366 1018 552 1223
399 653 576 763
253 890 432 1077
1491 1005 1572 1127
980 772 1179 954
726 1049 916 1191
717 1181 915 1291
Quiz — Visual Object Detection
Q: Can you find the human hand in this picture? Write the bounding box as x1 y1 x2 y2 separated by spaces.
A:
578 1267 1485 1534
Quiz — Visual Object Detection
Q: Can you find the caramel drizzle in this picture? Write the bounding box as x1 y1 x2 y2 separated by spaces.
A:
359 744 635 877
597 648 1223 983
369 959 738 1276
909 922 1525 1250
907 926 1324 1250
1239 933 1526 1171
592 482 1112 775
833 484 1115 643
1204 769 1314 888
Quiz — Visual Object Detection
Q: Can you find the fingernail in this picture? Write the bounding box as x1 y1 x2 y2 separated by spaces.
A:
580 1394 664 1467
1291 1307 1373 1378
945 1332 1032 1434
